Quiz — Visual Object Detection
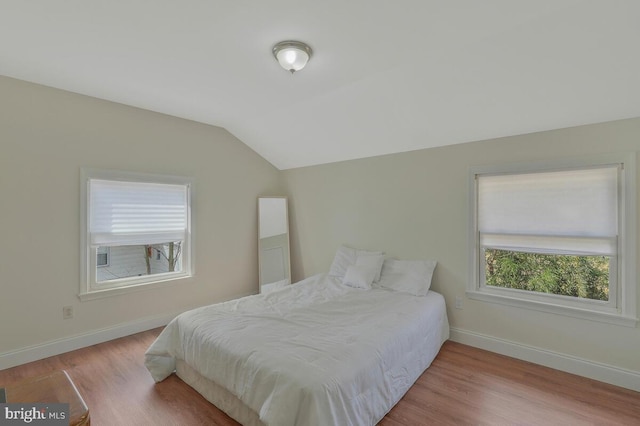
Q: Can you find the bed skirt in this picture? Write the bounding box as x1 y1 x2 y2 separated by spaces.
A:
176 358 265 426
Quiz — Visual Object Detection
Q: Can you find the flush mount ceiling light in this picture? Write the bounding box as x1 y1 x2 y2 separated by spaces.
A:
272 40 312 74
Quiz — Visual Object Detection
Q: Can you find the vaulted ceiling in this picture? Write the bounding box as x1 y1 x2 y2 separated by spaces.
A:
2 1 639 169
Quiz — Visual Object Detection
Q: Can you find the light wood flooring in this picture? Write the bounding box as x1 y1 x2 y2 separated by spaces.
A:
1 328 638 425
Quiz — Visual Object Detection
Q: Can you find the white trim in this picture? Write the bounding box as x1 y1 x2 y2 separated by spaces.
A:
78 274 191 301
0 312 176 370
619 155 637 320
80 168 196 299
466 290 637 327
467 152 637 325
449 327 640 392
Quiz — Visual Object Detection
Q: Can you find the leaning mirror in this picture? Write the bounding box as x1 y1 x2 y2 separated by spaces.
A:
258 197 291 293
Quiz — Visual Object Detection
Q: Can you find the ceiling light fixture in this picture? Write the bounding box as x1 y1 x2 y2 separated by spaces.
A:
272 41 312 74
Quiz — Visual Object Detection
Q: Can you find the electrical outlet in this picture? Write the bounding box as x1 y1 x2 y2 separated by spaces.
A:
62 306 74 319
455 296 463 310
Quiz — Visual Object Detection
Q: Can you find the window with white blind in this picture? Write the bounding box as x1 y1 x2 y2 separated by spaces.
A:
468 154 636 327
80 169 193 299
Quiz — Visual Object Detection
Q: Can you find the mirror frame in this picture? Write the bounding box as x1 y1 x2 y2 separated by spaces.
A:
258 196 291 292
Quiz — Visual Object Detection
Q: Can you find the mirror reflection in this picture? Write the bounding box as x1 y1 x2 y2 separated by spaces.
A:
258 197 291 293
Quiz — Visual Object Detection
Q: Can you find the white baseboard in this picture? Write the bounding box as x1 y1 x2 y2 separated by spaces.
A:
6 312 637 393
449 327 640 392
0 312 178 371
0 291 257 372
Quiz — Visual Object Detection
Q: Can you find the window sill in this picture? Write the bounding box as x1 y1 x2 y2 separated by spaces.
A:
466 290 638 328
79 274 192 301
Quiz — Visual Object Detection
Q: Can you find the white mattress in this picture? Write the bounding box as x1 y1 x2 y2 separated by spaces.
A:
145 273 449 426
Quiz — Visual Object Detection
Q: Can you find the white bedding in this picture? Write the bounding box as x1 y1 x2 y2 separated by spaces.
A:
145 273 449 426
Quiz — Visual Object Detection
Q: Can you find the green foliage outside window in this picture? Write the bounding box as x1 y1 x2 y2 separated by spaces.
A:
485 249 610 301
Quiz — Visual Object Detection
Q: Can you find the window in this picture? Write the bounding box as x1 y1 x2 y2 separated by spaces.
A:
468 154 636 326
80 169 193 300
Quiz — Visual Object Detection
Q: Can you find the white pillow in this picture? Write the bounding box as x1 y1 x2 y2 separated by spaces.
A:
342 253 385 289
378 259 437 296
343 265 374 289
329 245 384 280
355 253 385 280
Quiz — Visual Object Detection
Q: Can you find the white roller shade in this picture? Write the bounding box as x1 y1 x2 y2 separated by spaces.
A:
89 179 188 246
478 166 619 256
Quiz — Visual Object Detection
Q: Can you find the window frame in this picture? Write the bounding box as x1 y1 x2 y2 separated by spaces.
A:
467 153 637 327
80 169 195 301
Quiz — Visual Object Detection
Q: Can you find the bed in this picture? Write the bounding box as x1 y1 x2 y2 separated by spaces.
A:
145 249 449 426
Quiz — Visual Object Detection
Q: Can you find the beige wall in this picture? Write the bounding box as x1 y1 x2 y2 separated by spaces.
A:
0 76 281 355
282 118 640 374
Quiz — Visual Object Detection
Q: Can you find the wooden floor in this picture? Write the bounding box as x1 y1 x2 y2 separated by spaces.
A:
1 329 638 425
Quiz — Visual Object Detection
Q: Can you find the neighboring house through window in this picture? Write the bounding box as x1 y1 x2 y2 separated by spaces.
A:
468 153 636 327
80 169 194 300
96 247 110 267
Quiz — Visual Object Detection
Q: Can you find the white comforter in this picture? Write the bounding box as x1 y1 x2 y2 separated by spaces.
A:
145 273 448 426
